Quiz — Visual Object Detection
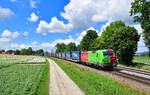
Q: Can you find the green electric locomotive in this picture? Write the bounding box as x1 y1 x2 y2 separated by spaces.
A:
88 49 117 68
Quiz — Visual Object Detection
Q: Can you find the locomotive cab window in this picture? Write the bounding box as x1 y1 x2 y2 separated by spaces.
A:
103 51 114 57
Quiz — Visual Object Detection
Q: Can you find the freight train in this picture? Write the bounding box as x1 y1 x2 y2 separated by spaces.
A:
51 49 118 69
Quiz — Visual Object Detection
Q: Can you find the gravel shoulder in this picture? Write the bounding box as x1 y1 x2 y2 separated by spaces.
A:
48 59 85 95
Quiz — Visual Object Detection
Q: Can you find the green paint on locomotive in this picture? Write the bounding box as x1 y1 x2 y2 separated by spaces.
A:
88 49 112 67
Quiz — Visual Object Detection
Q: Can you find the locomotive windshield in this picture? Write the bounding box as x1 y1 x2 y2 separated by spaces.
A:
103 51 114 57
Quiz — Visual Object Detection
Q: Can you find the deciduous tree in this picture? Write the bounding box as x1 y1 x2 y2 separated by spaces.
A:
56 43 66 53
66 42 77 52
130 0 150 57
80 30 98 50
102 21 140 65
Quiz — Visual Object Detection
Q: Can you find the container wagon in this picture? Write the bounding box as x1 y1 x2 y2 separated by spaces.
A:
58 52 62 58
56 53 59 57
81 51 88 63
62 52 66 59
71 51 81 62
65 52 72 60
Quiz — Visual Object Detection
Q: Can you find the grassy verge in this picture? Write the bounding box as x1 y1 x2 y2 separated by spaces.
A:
51 57 147 95
133 56 150 64
119 64 150 71
37 59 50 95
116 56 150 71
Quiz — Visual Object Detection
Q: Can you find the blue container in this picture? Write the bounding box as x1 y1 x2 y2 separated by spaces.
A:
62 52 66 59
56 53 59 57
59 52 62 58
72 51 81 61
65 52 72 59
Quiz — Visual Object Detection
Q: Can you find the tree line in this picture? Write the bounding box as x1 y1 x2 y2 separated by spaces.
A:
55 0 150 65
0 47 45 56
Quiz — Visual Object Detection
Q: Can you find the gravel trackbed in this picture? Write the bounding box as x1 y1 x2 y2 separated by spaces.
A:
48 59 85 95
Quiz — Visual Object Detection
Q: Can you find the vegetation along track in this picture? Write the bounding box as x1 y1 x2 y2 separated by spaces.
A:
56 58 150 86
113 66 150 86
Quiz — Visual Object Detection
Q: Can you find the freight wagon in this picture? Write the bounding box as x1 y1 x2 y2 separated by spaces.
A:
81 51 88 63
62 52 66 59
58 52 62 58
56 53 59 57
72 51 81 62
65 52 72 60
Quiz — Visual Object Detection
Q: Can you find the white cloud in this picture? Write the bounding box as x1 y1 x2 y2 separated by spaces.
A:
36 17 72 35
10 43 19 48
0 38 10 44
23 32 28 36
36 0 134 35
29 0 37 8
1 30 19 39
92 0 133 23
0 30 20 49
28 13 38 22
137 36 148 53
31 41 37 47
68 35 72 38
0 7 14 19
1 30 11 37
61 0 133 30
41 27 98 52
12 32 19 39
19 44 26 49
131 24 143 34
41 43 51 48
0 38 11 49
130 24 148 53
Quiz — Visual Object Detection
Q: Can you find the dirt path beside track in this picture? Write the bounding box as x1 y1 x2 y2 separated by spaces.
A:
48 59 85 95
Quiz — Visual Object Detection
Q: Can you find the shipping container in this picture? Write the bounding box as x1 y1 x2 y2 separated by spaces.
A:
62 52 66 59
72 51 81 61
65 52 72 60
56 53 59 57
81 51 88 62
58 52 62 58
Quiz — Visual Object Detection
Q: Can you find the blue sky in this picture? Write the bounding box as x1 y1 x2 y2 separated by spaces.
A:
0 0 148 53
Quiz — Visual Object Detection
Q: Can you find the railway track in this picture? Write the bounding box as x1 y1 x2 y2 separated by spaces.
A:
116 66 150 76
113 66 150 85
54 57 150 86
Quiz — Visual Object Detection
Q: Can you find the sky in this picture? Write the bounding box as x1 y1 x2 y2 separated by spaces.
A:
0 0 148 53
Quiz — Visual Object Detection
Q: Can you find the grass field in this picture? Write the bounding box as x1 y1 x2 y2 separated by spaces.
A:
51 57 147 95
0 56 49 95
133 56 150 64
131 56 150 70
